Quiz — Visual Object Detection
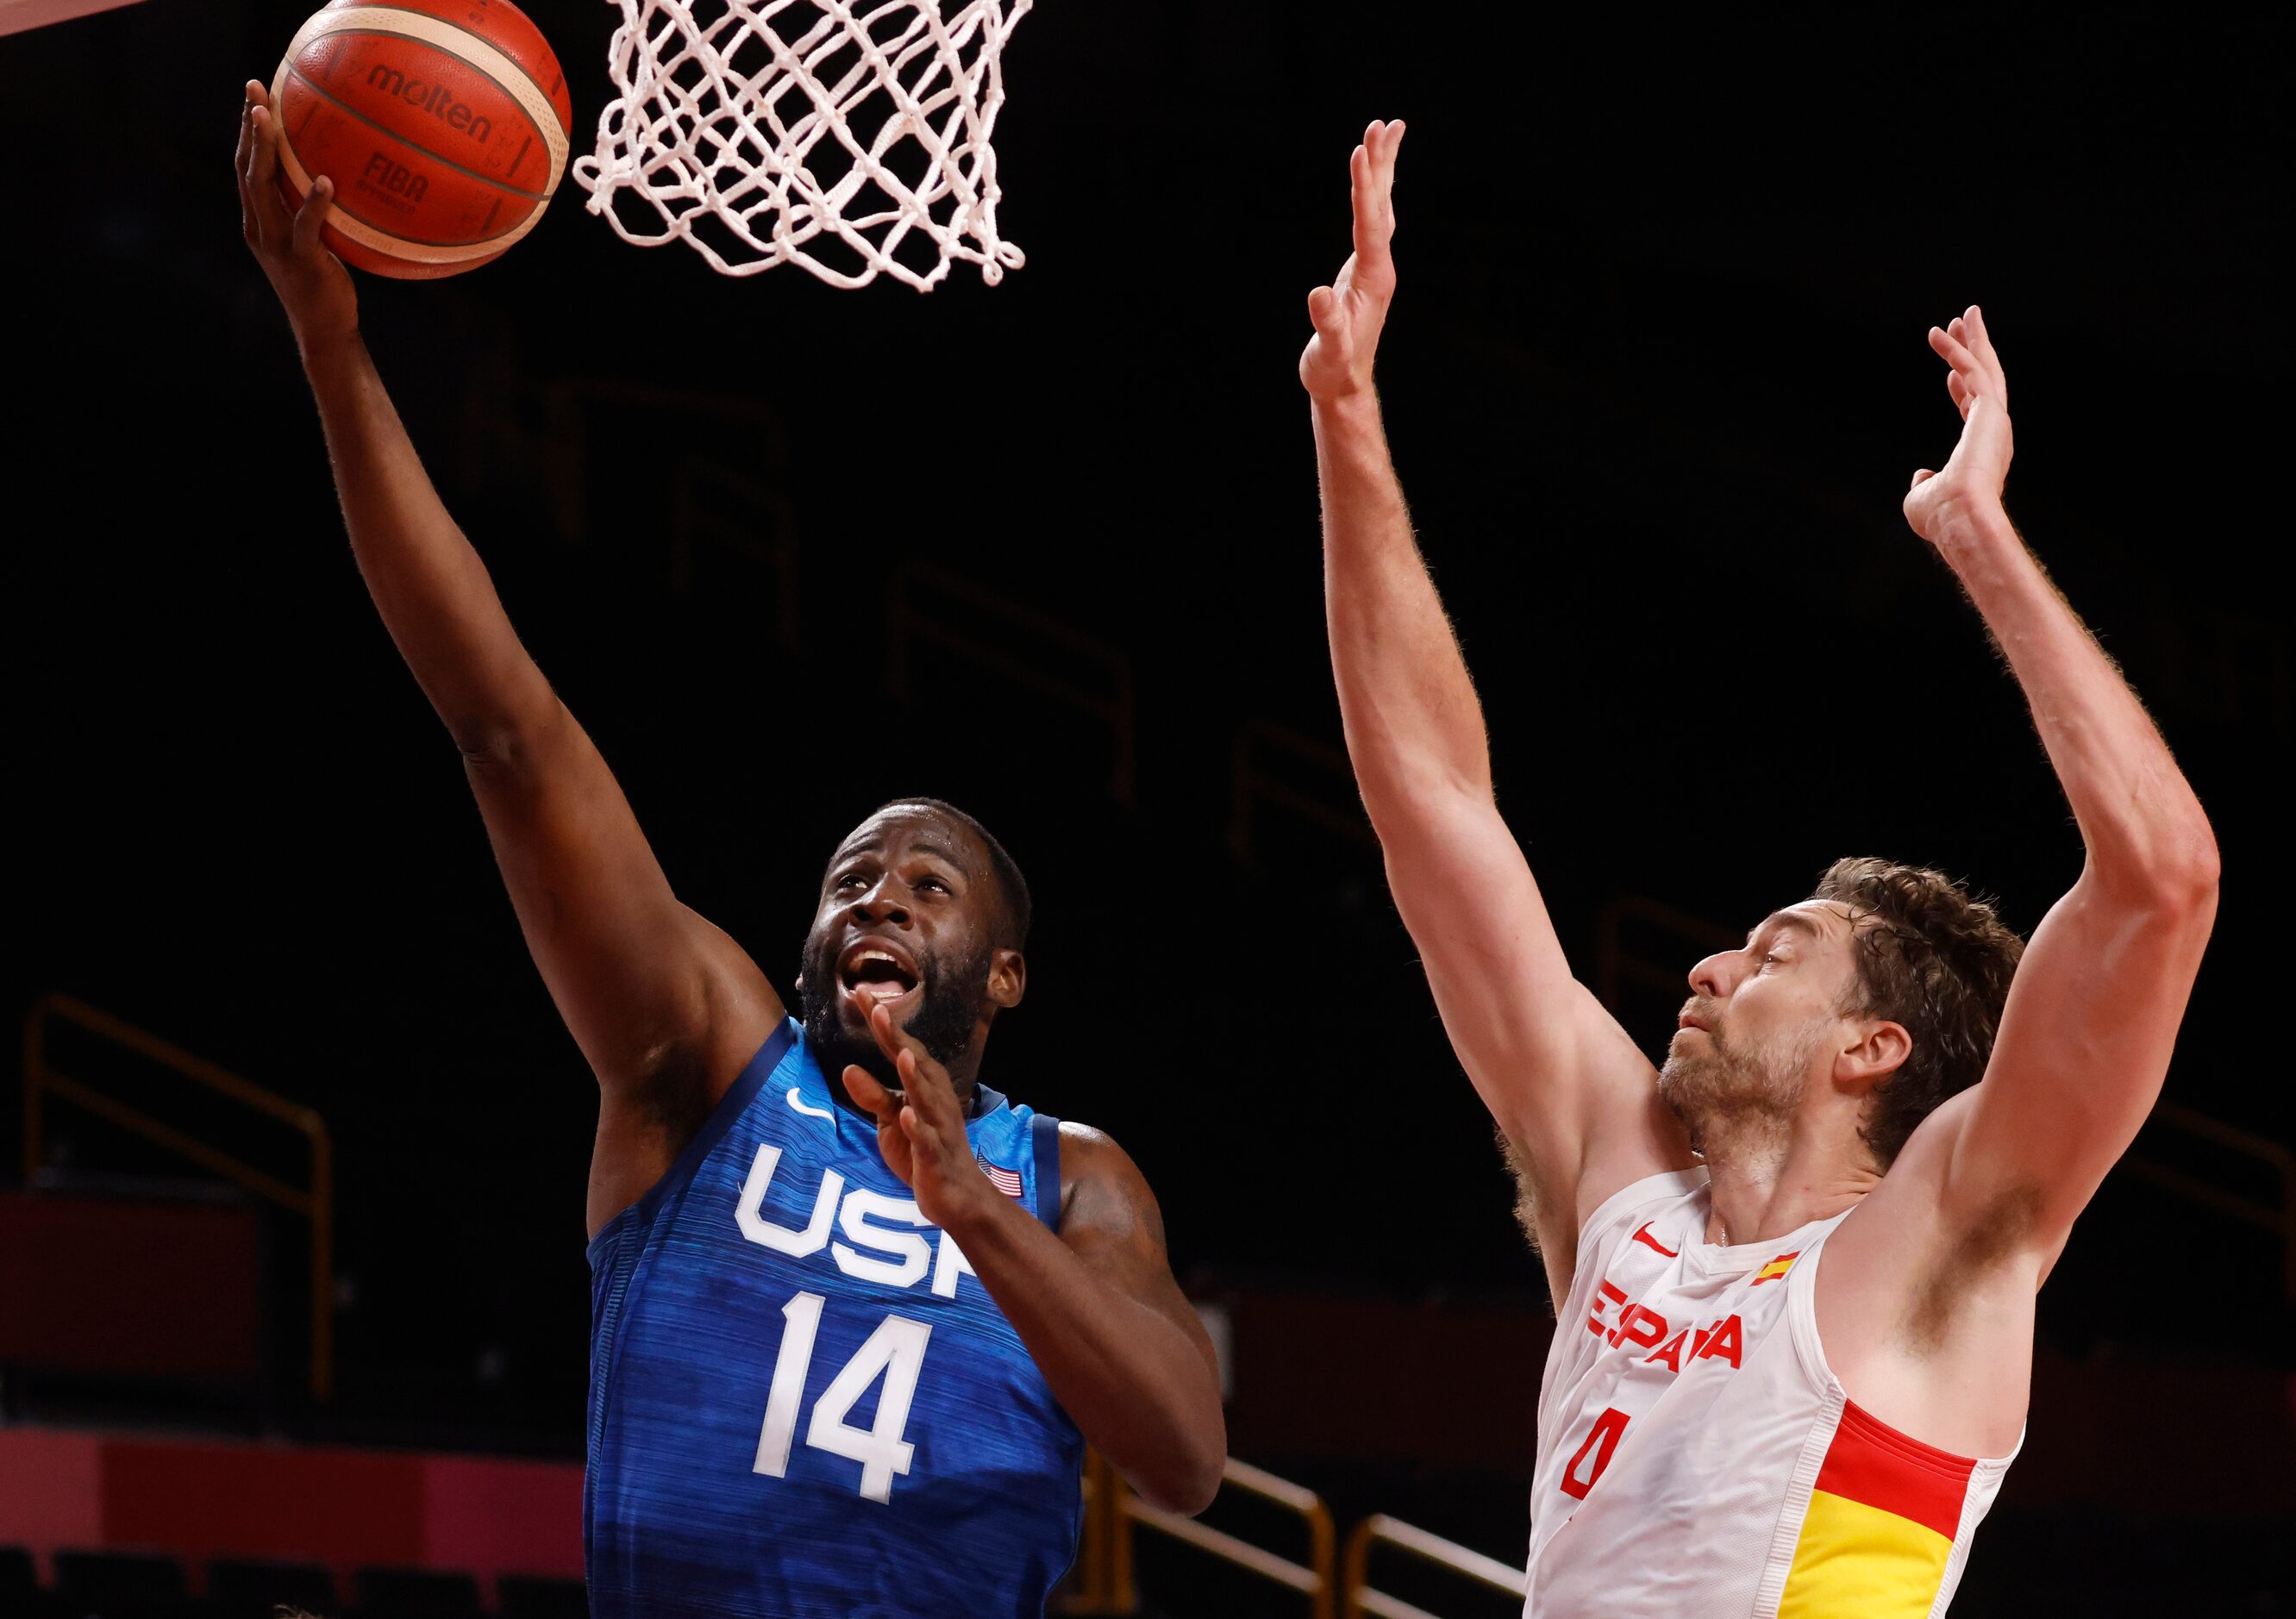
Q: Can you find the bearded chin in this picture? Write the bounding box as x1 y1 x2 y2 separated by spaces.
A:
1657 1033 1811 1153
798 943 993 1090
1657 1053 1722 1153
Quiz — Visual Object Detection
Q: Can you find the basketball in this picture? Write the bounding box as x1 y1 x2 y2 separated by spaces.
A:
268 0 572 278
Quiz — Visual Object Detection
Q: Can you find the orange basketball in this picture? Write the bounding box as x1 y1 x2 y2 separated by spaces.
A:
270 0 573 279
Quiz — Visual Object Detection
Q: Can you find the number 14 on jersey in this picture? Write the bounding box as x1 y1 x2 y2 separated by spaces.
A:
754 1291 934 1503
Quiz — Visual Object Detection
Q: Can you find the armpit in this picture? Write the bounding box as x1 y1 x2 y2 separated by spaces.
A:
1903 1182 2044 1350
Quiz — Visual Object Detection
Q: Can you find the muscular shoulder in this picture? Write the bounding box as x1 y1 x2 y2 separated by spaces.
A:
1850 1089 2051 1291
1818 1091 2043 1453
1054 1121 1166 1251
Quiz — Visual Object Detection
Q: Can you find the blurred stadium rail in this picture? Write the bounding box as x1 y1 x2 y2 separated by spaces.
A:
17 993 334 1399
7 932 2293 1614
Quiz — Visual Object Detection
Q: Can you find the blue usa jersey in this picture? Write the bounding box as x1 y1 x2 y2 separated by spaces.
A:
585 1021 1084 1618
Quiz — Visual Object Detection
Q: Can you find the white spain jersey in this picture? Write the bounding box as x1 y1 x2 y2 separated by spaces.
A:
1526 1169 2020 1618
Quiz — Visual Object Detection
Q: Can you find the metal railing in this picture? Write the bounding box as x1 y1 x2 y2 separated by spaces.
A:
1074 1453 1336 1617
1342 1515 1525 1619
1066 1447 1533 1619
21 992 335 1400
2125 1102 2296 1301
1590 893 1741 1015
1059 1450 1118 1612
667 455 801 653
1229 721 1378 866
461 375 788 550
887 561 1138 807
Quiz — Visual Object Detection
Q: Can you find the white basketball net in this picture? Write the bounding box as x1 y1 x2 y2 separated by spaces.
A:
572 0 1031 291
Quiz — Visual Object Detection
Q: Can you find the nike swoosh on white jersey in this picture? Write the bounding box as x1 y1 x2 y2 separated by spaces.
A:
785 1087 835 1122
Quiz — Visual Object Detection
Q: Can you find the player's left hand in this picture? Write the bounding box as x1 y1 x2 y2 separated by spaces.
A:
841 996 1000 1231
1904 305 2014 548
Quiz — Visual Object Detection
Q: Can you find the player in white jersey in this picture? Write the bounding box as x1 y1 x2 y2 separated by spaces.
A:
1302 123 2219 1617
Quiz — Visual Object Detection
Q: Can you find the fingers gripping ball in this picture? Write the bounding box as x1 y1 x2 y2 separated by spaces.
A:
270 0 572 278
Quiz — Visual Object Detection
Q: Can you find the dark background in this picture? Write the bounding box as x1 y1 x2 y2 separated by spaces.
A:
5 0 2287 1606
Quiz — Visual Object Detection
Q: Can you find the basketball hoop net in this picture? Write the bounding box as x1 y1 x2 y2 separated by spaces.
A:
572 0 1031 291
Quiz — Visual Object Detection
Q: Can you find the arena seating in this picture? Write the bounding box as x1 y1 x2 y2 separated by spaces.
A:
1 1546 51 1617
1 1547 591 1619
496 1573 593 1619
207 1558 339 1618
53 1549 191 1616
349 1566 483 1619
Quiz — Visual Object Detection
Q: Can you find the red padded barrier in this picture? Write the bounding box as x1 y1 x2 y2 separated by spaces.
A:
0 1429 582 1597
0 1192 263 1381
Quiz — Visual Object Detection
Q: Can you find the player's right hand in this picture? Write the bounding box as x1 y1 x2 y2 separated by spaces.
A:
1299 119 1405 403
237 80 359 349
838 994 1001 1236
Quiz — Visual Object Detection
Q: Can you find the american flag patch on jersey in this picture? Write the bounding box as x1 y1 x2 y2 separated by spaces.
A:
978 1156 1024 1197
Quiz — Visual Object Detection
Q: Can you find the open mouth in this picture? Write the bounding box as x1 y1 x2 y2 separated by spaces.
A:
838 939 922 1012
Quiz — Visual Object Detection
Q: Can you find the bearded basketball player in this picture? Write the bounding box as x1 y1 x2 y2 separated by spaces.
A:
235 84 1223 1619
1304 122 2218 1616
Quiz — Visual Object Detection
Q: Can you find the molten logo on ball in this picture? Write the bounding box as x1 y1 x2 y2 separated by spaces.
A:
365 63 493 141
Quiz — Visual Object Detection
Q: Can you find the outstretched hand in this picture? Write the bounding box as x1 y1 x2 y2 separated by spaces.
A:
1904 305 2012 548
840 997 999 1232
236 79 358 349
1300 119 1405 403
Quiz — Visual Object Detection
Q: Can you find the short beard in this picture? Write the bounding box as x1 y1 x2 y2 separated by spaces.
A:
1657 1021 1823 1160
798 939 994 1092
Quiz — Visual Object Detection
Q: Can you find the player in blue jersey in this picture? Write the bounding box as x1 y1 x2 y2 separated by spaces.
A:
236 84 1227 1618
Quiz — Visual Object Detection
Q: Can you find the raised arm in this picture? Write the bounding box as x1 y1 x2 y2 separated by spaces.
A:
1901 308 2219 1264
236 85 781 1233
1301 123 1691 1278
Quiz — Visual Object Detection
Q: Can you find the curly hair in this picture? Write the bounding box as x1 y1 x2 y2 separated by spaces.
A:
1811 857 2024 1168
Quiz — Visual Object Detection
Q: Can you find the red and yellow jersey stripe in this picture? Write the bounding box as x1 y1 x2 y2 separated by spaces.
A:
1778 1399 1975 1618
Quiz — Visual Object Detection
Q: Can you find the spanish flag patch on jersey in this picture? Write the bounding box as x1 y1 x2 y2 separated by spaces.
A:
1752 1250 1800 1285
